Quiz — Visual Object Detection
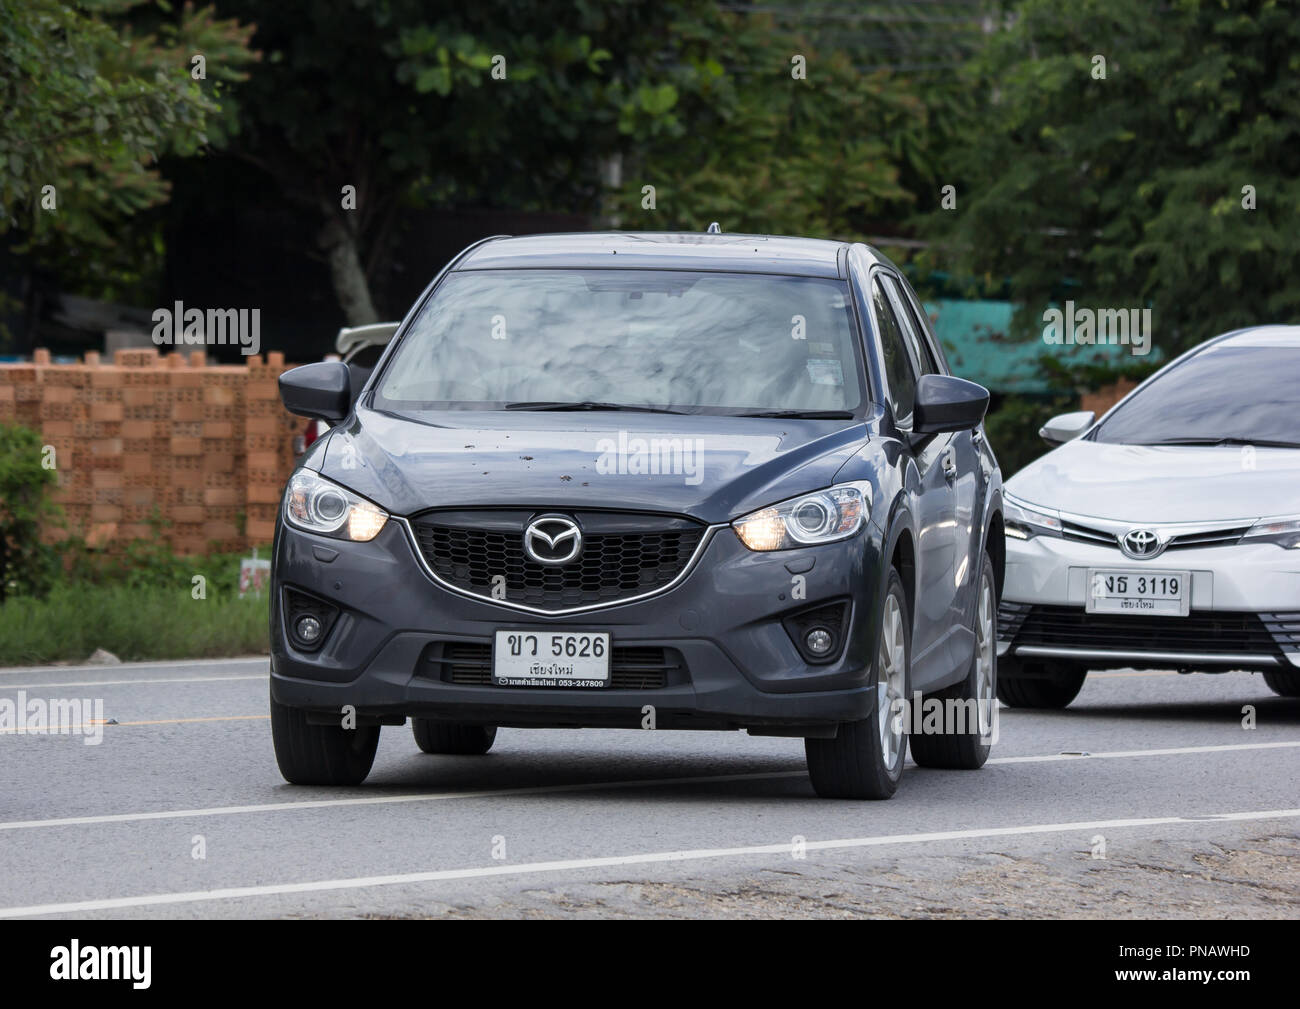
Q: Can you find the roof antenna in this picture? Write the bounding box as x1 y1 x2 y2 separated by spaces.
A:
706 222 722 234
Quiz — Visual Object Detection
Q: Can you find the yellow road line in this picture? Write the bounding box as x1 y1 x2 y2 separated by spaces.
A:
0 714 268 735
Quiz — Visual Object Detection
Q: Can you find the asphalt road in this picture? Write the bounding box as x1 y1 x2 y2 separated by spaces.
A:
1 657 1297 919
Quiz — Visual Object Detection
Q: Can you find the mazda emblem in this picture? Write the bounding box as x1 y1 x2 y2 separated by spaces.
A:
1120 528 1162 559
523 516 583 566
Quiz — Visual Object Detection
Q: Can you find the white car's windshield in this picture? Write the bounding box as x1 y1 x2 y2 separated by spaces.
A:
373 269 864 415
1092 344 1300 447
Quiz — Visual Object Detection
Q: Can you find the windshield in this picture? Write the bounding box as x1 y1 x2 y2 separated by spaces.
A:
373 269 864 414
1092 344 1300 447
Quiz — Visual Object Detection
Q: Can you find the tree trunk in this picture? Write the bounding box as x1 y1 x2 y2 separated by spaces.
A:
318 211 380 326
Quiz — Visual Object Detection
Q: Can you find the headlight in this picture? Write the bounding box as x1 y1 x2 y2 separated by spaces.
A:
733 482 871 551
284 471 388 542
1243 516 1300 549
1004 495 1063 540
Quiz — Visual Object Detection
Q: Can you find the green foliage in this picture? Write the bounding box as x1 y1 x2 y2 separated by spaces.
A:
0 422 60 601
0 583 267 664
0 0 258 301
608 7 924 235
930 0 1300 354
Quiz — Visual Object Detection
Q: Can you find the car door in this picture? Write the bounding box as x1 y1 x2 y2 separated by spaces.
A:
867 273 958 690
883 272 980 679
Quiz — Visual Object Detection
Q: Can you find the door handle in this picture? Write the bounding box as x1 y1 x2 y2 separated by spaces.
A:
942 447 957 480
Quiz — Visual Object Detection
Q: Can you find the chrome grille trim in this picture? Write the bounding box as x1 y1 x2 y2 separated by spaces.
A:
397 515 724 617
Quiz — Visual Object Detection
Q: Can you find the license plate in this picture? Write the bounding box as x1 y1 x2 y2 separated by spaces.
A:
1085 568 1190 617
492 631 611 687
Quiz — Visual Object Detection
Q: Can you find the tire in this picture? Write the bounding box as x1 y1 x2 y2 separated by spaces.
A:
805 567 909 799
270 690 380 785
412 719 497 755
911 551 996 770
996 658 1087 709
1262 669 1300 698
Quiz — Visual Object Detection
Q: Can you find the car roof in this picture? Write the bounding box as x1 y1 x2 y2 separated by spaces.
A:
453 231 856 279
1207 324 1300 349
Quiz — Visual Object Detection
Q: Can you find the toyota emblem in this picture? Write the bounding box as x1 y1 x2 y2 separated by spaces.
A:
523 516 583 566
1120 528 1162 559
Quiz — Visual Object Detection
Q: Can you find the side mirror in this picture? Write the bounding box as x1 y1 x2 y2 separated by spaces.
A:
279 362 352 422
913 374 990 435
1038 410 1095 445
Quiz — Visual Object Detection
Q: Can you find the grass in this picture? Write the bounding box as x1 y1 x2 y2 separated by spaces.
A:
0 584 269 666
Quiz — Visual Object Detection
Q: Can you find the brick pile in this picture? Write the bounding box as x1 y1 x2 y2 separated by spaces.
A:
0 348 302 555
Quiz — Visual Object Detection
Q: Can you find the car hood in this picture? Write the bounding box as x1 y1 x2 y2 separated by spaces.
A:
1008 438 1300 523
316 406 868 523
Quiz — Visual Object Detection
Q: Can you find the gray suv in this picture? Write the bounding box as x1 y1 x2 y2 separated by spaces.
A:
271 231 1004 799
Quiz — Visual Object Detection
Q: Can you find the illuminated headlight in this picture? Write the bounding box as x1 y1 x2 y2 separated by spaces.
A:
285 471 388 542
1004 495 1063 540
1243 516 1300 549
733 482 871 551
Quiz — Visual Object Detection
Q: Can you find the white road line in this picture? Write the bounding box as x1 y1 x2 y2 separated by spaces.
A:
3 806 1298 918
988 740 1300 763
0 675 266 690
0 657 266 676
1 738 1295 834
0 771 809 831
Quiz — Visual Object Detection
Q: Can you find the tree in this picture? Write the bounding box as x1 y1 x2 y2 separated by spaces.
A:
0 0 258 316
607 5 929 236
214 0 692 325
929 0 1300 353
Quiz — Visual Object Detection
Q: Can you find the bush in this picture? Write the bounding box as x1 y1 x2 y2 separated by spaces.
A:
0 583 269 666
0 422 60 602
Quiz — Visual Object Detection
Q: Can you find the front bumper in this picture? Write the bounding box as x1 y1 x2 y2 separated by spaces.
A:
1000 533 1300 671
269 518 884 730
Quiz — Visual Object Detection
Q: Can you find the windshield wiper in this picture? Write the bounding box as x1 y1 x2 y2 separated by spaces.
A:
734 409 856 419
503 400 686 414
1138 437 1300 449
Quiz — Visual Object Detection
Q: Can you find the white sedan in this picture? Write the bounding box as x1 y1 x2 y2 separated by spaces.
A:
998 325 1300 707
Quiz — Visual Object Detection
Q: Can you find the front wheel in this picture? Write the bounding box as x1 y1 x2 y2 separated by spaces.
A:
805 568 909 799
270 690 380 786
1262 669 1300 698
911 551 996 769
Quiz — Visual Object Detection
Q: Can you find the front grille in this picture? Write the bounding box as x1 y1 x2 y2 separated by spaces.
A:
1061 521 1114 546
1261 612 1300 651
997 599 1032 641
410 509 705 611
422 642 684 689
1059 519 1250 553
1009 605 1282 655
1166 527 1249 550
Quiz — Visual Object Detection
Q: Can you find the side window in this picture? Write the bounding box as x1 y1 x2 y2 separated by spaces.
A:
871 278 918 423
883 274 938 377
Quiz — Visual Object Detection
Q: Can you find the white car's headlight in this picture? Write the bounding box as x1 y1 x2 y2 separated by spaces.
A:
733 482 871 551
1243 516 1300 549
1004 495 1063 540
284 471 388 542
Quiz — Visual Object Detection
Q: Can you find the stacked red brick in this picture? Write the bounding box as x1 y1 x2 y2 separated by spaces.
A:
0 348 299 555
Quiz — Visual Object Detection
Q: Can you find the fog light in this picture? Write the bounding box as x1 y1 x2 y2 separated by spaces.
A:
295 615 322 644
804 627 834 656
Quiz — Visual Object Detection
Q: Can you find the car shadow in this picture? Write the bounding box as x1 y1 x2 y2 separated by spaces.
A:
1003 696 1300 724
